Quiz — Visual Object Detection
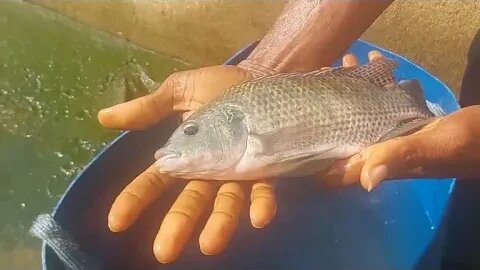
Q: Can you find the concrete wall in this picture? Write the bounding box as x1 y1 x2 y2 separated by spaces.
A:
29 0 480 95
363 1 480 94
28 0 283 66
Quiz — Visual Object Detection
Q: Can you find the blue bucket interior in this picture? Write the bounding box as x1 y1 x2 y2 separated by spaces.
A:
43 40 460 270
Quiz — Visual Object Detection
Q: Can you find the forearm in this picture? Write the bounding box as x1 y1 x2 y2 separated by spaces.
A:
238 0 394 76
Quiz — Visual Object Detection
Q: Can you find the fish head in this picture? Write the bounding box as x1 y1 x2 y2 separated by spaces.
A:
154 105 248 179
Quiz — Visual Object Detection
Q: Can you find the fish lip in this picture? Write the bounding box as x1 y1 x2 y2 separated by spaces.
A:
154 148 181 160
164 169 227 179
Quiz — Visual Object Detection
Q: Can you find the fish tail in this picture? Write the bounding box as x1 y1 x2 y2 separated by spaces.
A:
425 100 447 117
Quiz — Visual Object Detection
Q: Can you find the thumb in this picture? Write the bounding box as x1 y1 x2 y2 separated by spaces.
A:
98 71 186 130
359 135 429 191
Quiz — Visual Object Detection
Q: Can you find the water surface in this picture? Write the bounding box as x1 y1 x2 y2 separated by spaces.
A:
0 2 194 269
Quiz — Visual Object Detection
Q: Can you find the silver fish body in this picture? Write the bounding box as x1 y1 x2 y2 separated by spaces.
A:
154 58 440 181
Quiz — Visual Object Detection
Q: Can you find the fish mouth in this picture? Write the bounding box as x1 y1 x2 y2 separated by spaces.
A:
154 151 183 175
154 148 226 177
160 169 229 180
154 148 181 160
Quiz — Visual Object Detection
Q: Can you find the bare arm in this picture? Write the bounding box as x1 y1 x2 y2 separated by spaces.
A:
238 0 394 76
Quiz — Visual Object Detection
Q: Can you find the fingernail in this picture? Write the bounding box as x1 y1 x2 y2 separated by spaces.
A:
250 214 261 228
199 233 218 256
367 182 373 192
107 216 121 232
153 244 169 264
99 107 113 114
250 204 276 229
367 164 388 191
342 54 357 67
251 214 269 229
154 241 177 264
97 108 112 124
368 50 383 60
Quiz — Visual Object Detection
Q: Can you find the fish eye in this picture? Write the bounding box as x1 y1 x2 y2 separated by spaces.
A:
183 122 199 135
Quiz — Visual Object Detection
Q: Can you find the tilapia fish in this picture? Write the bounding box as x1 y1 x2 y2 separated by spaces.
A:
154 58 444 181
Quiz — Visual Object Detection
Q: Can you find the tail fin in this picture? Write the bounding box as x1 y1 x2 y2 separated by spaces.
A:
425 100 447 117
397 79 447 117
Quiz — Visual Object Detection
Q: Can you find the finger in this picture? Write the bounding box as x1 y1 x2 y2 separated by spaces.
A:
320 118 445 188
321 154 364 186
342 53 359 67
98 72 185 130
360 135 428 191
368 50 384 62
250 181 277 228
108 164 173 232
199 182 245 256
153 181 216 263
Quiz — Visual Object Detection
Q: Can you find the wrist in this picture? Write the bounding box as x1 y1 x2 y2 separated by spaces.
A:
236 0 393 75
238 39 331 77
236 59 278 78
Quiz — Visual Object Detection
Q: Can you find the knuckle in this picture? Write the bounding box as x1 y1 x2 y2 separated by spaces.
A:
164 210 194 223
251 185 274 201
164 72 180 84
397 142 421 167
166 71 191 109
217 191 243 203
142 171 165 192
399 144 418 162
165 72 187 92
211 209 236 222
181 188 207 203
169 188 209 216
376 139 421 169
214 190 244 212
122 190 144 205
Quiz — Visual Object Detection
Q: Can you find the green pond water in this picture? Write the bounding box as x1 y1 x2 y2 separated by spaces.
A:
0 2 194 269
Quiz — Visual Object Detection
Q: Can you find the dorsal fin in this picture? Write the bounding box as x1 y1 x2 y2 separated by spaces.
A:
247 57 398 87
302 57 398 87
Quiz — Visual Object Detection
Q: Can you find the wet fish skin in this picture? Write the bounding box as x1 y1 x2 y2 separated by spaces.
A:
154 58 438 181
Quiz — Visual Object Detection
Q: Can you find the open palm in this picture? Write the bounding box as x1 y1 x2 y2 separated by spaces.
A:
98 65 276 263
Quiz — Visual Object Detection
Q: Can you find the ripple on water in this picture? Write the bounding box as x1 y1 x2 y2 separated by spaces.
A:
0 2 194 262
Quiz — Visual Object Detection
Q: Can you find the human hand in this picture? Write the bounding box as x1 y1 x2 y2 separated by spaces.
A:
319 65 480 191
98 65 277 263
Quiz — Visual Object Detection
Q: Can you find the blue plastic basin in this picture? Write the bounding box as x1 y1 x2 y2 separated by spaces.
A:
42 40 460 270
